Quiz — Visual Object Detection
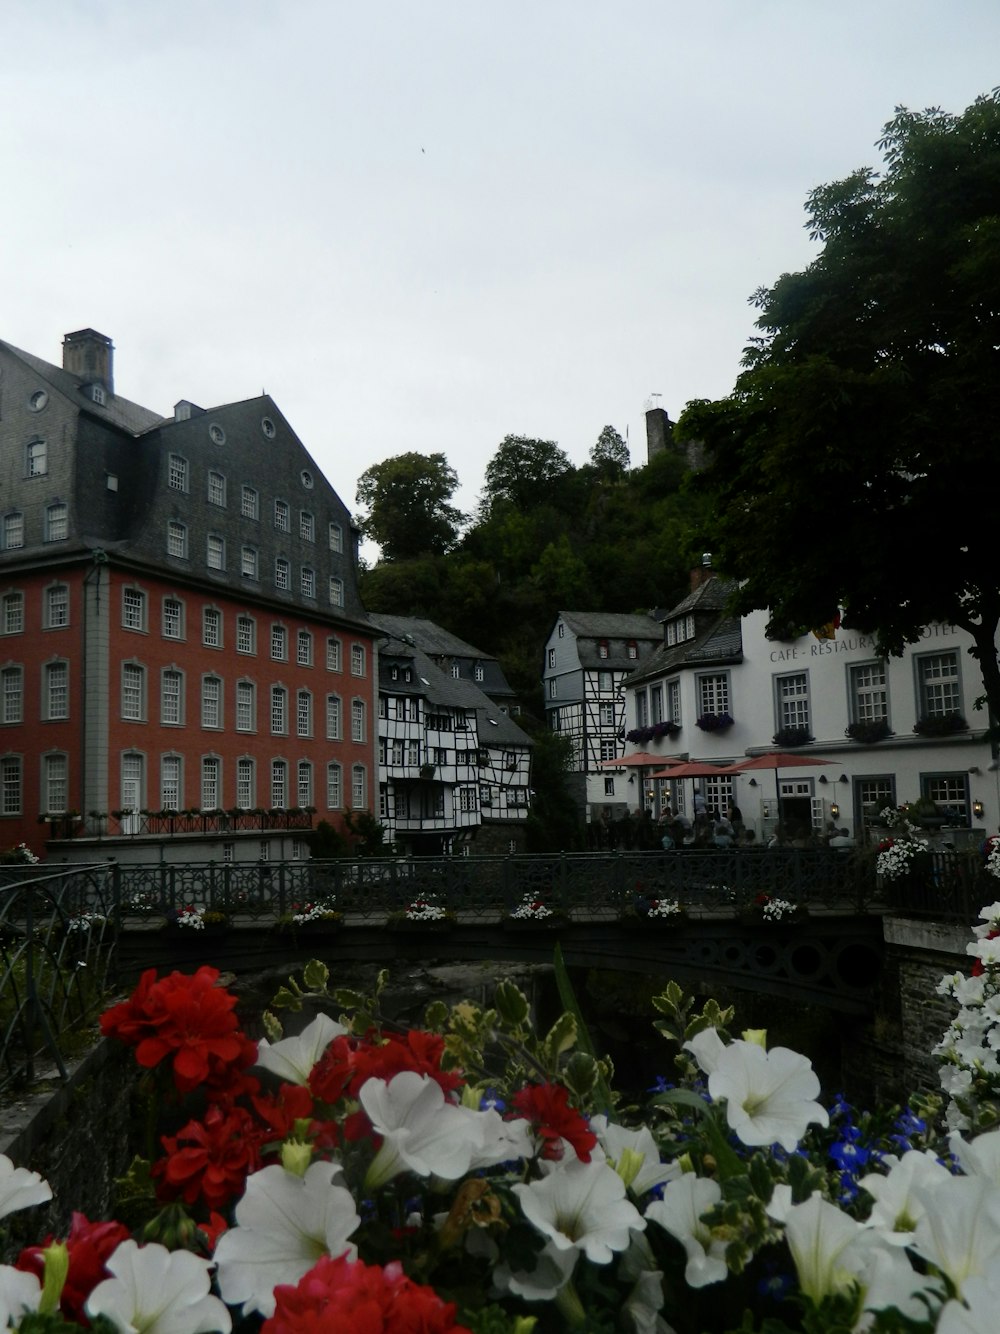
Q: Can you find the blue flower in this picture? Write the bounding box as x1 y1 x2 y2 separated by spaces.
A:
648 1075 673 1094
479 1088 505 1112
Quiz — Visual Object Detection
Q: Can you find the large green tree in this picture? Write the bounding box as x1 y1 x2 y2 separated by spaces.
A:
681 92 1000 724
589 424 630 478
481 435 573 512
355 452 463 561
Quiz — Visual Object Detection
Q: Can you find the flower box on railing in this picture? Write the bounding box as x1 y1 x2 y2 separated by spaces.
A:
913 712 968 737
696 712 734 732
625 722 680 744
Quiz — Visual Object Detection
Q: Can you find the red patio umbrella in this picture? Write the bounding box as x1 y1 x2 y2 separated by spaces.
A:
649 761 738 822
732 752 835 818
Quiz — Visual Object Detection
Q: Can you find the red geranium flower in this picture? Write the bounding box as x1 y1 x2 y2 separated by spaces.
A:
973 928 1000 977
349 1031 463 1098
252 1083 339 1157
154 1103 262 1211
16 1212 130 1324
511 1082 596 1162
262 1254 471 1334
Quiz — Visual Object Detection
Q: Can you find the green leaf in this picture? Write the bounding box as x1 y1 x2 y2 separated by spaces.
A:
561 1050 599 1100
553 943 615 1111
541 1011 577 1068
261 1009 284 1042
302 959 330 991
494 980 530 1027
270 986 302 1012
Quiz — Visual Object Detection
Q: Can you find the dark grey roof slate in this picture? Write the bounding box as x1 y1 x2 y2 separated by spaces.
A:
1 340 165 435
368 614 483 658
558 611 662 640
627 616 744 685
666 575 738 617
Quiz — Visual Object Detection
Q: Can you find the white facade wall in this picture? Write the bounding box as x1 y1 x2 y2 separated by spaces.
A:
624 610 997 842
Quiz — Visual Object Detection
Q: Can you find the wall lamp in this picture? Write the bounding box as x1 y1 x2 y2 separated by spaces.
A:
839 774 849 783
974 800 985 819
830 802 840 819
748 777 757 787
818 775 828 784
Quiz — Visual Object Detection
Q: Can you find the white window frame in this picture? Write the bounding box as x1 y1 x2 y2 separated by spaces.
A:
236 680 256 733
201 675 222 729
161 668 183 725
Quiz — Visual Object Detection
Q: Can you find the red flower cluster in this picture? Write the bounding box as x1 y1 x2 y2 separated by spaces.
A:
511 1082 596 1162
262 1255 471 1334
100 966 250 1093
16 1212 130 1324
310 1030 462 1107
155 1104 262 1211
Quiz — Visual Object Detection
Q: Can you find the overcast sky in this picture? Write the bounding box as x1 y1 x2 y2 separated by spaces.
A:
3 2 998 537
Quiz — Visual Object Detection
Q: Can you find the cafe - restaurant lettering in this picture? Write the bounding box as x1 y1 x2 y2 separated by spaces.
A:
769 623 956 663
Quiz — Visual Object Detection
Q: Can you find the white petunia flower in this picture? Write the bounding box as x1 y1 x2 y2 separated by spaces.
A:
706 1040 829 1151
213 1161 359 1317
254 1013 346 1085
859 1150 951 1243
86 1240 230 1334
645 1174 727 1288
0 1155 52 1222
0 1266 41 1329
590 1115 680 1197
950 1128 1000 1186
912 1175 1000 1295
513 1157 645 1265
682 1027 727 1076
936 1271 1000 1334
360 1072 490 1188
782 1193 875 1304
492 1238 578 1301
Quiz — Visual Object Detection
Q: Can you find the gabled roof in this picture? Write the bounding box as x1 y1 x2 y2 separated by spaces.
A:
0 339 165 435
369 613 515 698
664 574 737 618
627 614 744 686
556 611 662 640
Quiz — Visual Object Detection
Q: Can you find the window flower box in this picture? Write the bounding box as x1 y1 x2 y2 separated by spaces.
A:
696 712 734 732
846 719 892 744
913 712 968 737
772 726 813 748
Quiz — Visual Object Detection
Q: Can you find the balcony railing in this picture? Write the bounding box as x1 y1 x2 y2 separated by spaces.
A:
40 808 317 840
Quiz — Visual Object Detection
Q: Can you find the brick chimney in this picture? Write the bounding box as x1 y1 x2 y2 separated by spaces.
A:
62 329 114 394
690 552 713 591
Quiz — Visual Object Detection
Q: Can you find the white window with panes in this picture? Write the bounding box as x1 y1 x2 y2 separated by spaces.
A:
45 585 69 629
203 607 222 648
271 759 288 807
45 504 68 542
297 690 312 737
351 698 365 742
297 630 312 666
168 455 188 491
329 523 343 552
3 514 23 550
351 644 365 677
599 702 615 726
698 673 730 719
207 535 225 570
917 652 961 718
2 667 22 723
776 672 810 731
274 500 290 532
236 681 255 732
1 756 20 815
297 761 312 807
922 773 969 824
241 486 259 519
275 558 290 590
3 594 23 635
163 598 183 639
300 512 314 542
201 676 222 729
329 577 344 607
667 679 681 723
201 757 221 809
207 471 226 506
122 663 145 720
161 669 183 725
271 685 287 734
301 567 315 598
635 690 648 727
27 439 47 477
327 637 342 671
44 754 67 812
44 658 67 715
600 739 618 761
326 694 342 740
351 764 366 809
236 615 255 654
123 588 146 631
271 625 287 660
167 522 187 559
241 546 258 579
850 662 888 723
665 615 695 647
327 762 342 809
237 757 255 809
161 755 182 810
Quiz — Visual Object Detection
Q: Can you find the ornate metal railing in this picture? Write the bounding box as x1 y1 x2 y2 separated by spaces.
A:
0 865 118 1093
40 808 317 841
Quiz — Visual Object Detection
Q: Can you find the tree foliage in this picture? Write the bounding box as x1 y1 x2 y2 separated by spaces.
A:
481 435 573 512
589 424 630 478
682 92 1000 721
355 452 463 561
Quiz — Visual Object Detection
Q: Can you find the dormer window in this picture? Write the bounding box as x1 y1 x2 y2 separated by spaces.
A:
87 384 106 405
626 640 638 660
665 615 695 647
598 639 609 659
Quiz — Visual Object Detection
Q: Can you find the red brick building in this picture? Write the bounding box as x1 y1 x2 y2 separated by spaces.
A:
0 329 376 863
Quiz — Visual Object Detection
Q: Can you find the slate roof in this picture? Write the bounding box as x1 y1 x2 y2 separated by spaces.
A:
369 613 516 699
627 615 744 687
557 611 663 640
0 339 165 435
667 575 738 618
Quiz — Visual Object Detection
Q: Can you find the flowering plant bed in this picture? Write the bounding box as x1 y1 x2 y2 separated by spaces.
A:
624 896 687 925
875 836 931 882
913 711 968 737
503 894 569 928
387 896 455 928
845 718 892 744
2 943 999 1332
740 892 806 923
161 906 231 932
695 710 734 731
277 902 343 931
771 726 813 748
